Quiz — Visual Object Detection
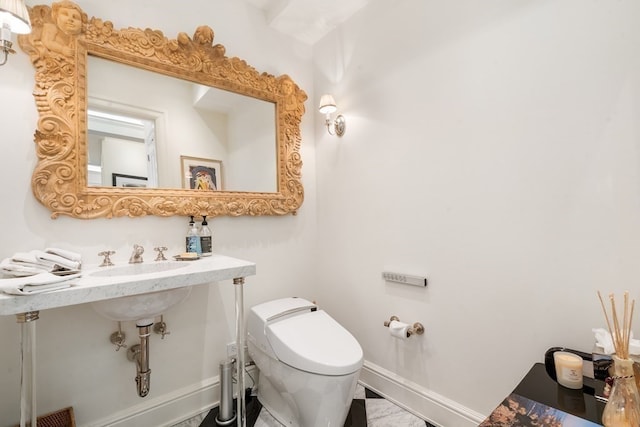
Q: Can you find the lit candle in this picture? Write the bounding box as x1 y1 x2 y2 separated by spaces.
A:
554 351 584 389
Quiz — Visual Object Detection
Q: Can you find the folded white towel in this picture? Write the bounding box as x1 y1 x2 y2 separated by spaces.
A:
45 247 82 263
3 282 72 295
32 250 81 271
0 271 81 295
0 258 51 277
12 252 41 265
13 252 57 269
1 248 83 279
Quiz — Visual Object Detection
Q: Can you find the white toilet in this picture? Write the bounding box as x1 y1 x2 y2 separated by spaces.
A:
247 297 364 427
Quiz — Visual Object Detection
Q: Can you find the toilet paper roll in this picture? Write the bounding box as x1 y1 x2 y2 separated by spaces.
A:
388 320 410 339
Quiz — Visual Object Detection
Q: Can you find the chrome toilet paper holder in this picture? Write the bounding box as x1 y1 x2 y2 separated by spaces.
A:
383 316 425 337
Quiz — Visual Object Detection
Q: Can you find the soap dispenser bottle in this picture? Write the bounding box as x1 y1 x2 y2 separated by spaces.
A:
200 216 212 257
186 216 202 255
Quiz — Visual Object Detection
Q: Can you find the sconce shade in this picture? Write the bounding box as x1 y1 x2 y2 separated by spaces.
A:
0 0 31 34
318 94 337 115
318 93 346 137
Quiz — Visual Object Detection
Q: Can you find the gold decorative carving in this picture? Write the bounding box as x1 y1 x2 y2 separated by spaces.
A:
19 1 307 219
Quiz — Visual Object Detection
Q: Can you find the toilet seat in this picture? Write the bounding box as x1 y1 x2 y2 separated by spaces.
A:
265 310 363 376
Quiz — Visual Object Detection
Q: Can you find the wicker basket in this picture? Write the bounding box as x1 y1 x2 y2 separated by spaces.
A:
15 407 75 427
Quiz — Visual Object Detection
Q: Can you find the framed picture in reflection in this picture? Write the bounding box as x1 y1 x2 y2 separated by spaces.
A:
180 156 223 191
112 173 148 188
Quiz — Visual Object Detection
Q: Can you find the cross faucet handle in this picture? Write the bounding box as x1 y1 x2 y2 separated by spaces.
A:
98 250 115 267
154 246 168 261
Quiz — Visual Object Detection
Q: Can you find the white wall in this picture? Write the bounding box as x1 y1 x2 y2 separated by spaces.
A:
0 1 315 425
313 0 640 425
227 99 277 192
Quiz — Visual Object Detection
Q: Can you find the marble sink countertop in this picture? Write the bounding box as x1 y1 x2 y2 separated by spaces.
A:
0 254 256 316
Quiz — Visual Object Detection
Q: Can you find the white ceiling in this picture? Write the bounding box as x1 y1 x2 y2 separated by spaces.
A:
243 0 370 45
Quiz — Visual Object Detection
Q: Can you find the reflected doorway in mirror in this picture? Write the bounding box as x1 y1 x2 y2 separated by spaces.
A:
88 102 159 189
181 156 223 191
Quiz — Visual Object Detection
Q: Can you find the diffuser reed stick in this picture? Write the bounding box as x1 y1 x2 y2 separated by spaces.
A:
597 291 635 359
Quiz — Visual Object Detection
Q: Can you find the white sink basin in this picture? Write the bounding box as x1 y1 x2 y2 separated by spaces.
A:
91 287 192 322
89 261 192 322
88 261 188 278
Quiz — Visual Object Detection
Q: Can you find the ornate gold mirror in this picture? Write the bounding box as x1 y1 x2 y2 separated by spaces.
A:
19 1 307 219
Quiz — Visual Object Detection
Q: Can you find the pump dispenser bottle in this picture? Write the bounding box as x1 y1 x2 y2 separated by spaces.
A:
186 216 202 255
200 216 212 257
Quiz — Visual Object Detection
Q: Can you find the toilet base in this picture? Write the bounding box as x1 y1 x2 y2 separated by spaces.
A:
254 359 360 427
257 371 299 426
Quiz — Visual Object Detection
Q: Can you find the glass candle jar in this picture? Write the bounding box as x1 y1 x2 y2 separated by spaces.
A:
554 351 584 389
602 356 640 427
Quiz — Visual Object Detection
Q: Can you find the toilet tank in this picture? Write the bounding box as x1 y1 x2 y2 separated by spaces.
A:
247 297 317 359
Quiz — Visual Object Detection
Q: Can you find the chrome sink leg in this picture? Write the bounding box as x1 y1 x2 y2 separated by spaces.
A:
16 311 39 427
233 277 246 427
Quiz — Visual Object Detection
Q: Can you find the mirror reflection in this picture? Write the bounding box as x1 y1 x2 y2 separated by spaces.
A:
87 56 278 193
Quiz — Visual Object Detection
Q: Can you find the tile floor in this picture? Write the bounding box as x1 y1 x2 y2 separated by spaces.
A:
176 384 436 427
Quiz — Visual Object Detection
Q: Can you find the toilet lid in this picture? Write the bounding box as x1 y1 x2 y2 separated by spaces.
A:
265 310 363 376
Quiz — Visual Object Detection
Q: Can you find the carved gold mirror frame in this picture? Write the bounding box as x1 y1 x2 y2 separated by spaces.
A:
18 2 307 219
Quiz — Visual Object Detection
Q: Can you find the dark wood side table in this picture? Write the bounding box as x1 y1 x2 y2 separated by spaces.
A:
481 363 606 426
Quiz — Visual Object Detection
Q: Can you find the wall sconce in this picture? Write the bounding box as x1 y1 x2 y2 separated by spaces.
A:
318 94 346 137
0 0 32 66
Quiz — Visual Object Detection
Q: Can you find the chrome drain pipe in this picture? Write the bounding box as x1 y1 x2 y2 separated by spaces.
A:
136 322 151 397
127 319 153 397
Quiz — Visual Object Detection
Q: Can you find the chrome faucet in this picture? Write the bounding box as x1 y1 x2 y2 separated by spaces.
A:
129 244 144 264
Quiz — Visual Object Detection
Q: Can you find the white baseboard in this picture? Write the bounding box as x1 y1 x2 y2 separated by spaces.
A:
85 362 483 427
87 376 221 427
86 364 259 427
359 360 486 427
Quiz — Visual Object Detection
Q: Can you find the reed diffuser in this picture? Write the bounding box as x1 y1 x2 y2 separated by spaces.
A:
598 291 640 427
